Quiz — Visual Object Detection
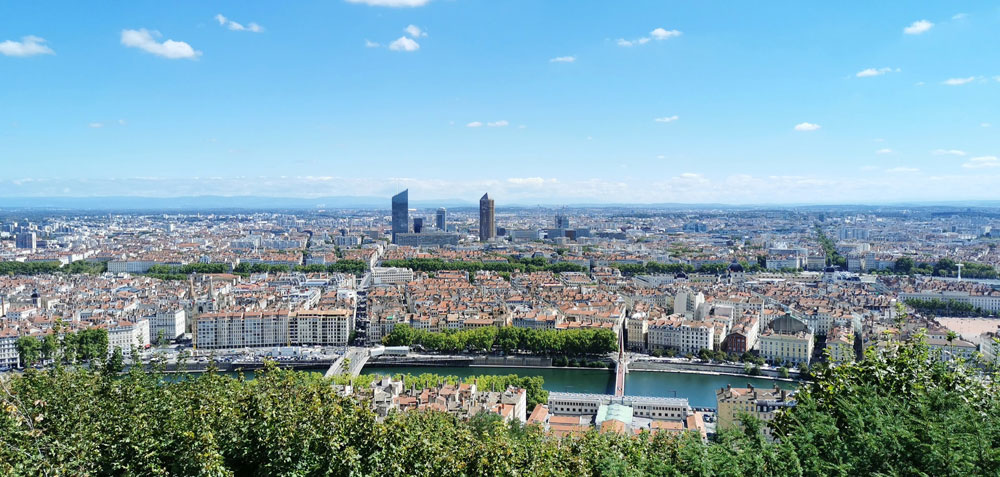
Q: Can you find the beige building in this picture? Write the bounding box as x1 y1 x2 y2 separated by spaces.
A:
825 326 855 363
195 308 354 349
759 328 814 365
626 316 648 351
647 315 715 355
716 383 795 439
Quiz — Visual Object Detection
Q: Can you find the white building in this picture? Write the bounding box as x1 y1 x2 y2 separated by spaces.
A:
899 291 1000 313
108 318 151 356
149 308 186 342
647 315 715 355
547 392 691 422
0 329 19 368
370 267 414 286
108 260 166 274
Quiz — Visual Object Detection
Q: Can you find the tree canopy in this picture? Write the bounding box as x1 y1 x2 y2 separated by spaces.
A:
382 324 618 356
1 338 998 475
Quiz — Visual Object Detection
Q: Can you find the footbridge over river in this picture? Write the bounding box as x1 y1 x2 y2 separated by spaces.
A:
324 347 370 379
613 327 628 397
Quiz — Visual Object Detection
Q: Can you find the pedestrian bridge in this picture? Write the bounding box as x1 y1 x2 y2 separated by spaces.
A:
324 347 370 379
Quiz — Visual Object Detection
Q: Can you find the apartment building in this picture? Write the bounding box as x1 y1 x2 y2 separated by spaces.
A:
195 308 354 350
108 318 151 355
758 328 814 365
149 308 186 342
647 315 715 355
716 383 795 440
825 326 855 363
370 267 415 285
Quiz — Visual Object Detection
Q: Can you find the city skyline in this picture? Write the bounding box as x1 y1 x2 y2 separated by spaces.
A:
2 2 1000 204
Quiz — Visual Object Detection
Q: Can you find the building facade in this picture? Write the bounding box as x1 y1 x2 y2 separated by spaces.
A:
391 189 408 244
479 193 495 242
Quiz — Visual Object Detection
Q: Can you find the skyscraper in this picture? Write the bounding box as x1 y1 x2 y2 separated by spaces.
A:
413 217 424 234
391 190 408 244
436 208 447 231
555 213 570 230
15 232 36 251
479 193 495 242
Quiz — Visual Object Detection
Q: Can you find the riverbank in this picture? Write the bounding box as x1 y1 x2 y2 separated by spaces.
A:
629 360 804 381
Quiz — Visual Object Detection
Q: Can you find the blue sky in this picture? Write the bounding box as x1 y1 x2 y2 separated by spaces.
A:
1 1 999 204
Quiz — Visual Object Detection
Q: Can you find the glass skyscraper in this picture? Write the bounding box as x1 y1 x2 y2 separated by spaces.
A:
479 193 495 242
436 207 447 231
391 189 408 244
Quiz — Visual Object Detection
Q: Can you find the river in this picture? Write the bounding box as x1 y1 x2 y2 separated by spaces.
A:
363 365 799 408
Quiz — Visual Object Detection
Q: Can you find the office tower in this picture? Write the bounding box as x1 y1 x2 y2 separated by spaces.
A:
391 190 408 244
15 232 36 250
413 217 424 234
479 193 495 242
436 208 447 231
555 214 570 229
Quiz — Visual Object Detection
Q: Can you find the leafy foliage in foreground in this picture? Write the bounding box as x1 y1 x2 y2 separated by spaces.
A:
1 339 999 476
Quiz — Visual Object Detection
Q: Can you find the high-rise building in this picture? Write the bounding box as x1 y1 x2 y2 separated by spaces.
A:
436 208 447 231
391 190 408 244
479 193 495 242
555 214 570 229
15 232 36 250
413 217 424 234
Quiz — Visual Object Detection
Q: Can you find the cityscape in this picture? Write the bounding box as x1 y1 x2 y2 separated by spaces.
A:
2 1 1000 475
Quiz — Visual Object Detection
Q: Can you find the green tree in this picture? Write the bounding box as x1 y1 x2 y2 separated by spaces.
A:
14 336 42 367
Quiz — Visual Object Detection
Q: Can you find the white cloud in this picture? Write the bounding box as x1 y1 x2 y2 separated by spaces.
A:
404 25 427 37
962 156 999 169
952 13 968 20
364 39 380 48
487 120 508 127
650 28 682 40
0 35 54 57
345 0 430 6
876 148 893 154
794 122 821 131
121 29 201 59
215 14 263 32
886 167 919 173
904 20 934 35
118 119 127 126
88 122 104 128
942 76 976 86
466 121 483 128
506 177 553 186
856 67 898 78
983 123 992 128
549 56 575 63
654 115 679 123
932 149 966 156
388 36 419 52
617 37 653 47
